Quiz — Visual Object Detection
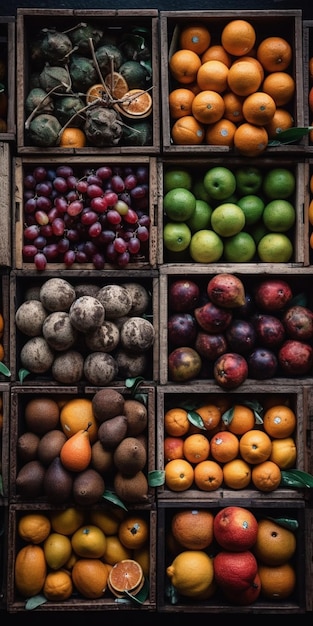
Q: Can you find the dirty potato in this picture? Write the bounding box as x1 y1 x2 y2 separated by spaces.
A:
20 336 55 374
69 296 105 332
83 352 118 385
120 317 155 352
39 278 76 312
15 300 48 336
85 320 120 352
97 284 132 319
42 311 77 350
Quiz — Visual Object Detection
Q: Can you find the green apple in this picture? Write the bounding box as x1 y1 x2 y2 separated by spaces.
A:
234 166 263 195
203 166 236 201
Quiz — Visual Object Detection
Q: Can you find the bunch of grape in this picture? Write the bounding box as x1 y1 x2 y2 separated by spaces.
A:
22 163 151 270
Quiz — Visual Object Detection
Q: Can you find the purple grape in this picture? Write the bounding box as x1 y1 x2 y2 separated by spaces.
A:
56 165 73 178
22 244 37 258
64 249 76 267
52 217 65 236
128 237 141 254
33 166 47 182
34 252 47 270
24 224 40 240
53 176 68 193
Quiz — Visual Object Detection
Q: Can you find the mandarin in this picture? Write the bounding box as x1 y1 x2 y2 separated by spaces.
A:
234 122 268 157
232 55 265 82
169 87 195 119
239 429 272 464
191 89 225 124
183 433 210 464
222 458 252 489
164 407 190 436
205 118 236 147
251 460 281 492
179 24 211 55
221 19 256 57
258 562 296 600
169 49 202 84
201 44 232 67
59 127 86 148
18 513 51 544
242 91 276 126
227 60 262 97
193 459 223 491
171 115 205 145
253 518 297 566
196 59 229 93
262 71 295 106
223 91 244 124
265 108 294 139
171 508 214 550
164 458 194 491
43 570 73 601
263 405 296 438
256 36 292 72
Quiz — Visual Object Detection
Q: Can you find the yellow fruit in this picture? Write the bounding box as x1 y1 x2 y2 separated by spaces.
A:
189 229 223 263
257 233 293 262
18 513 51 544
15 545 47 597
166 550 214 598
211 203 245 237
102 535 132 565
89 508 124 536
253 518 297 566
50 506 86 535
71 524 107 558
43 569 73 601
60 398 98 443
44 532 72 570
269 437 297 469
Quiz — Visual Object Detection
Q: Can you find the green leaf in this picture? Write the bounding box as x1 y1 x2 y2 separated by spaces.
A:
268 126 313 145
165 582 180 605
289 292 308 307
25 595 47 610
101 490 128 511
148 470 165 487
187 410 206 430
281 469 313 488
0 362 11 377
124 577 149 604
18 368 30 383
222 402 263 427
267 517 299 531
125 377 145 395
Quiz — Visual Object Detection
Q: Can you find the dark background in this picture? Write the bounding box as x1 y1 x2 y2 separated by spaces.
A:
1 0 313 621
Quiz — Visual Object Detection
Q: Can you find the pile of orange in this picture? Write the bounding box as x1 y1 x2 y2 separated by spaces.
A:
163 402 297 493
168 19 295 156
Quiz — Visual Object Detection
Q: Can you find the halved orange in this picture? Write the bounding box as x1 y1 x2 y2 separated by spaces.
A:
117 89 152 118
104 72 129 100
86 83 108 104
108 559 143 596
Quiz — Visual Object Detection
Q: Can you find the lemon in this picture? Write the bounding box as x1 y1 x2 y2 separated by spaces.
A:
223 231 256 262
164 169 193 192
237 195 265 225
262 167 295 199
163 222 192 252
257 233 293 262
262 199 296 232
50 506 86 536
44 532 72 570
163 187 196 221
211 203 245 237
189 229 223 263
166 550 214 598
186 199 213 232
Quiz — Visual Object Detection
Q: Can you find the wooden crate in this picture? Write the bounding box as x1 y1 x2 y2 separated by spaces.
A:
13 155 158 272
0 384 10 501
0 17 16 142
159 268 313 386
157 157 305 267
6 502 156 612
0 503 8 610
16 9 160 155
9 384 156 506
0 143 12 268
0 270 10 383
303 20 313 152
9 270 159 385
156 384 310 501
157 501 312 613
160 10 305 155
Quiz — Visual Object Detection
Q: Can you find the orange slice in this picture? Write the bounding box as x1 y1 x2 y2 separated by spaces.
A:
104 72 129 100
86 83 108 104
118 89 152 118
108 559 143 595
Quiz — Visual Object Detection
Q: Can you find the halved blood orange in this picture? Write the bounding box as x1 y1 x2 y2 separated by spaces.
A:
108 559 143 596
104 72 129 100
117 89 152 119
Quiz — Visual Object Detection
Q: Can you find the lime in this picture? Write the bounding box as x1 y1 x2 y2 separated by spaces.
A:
203 166 237 201
163 187 196 221
192 178 211 202
237 195 265 225
164 169 193 193
223 231 256 262
163 222 192 252
186 199 213 232
211 203 245 237
189 229 223 263
249 222 269 245
257 233 293 262
262 168 296 199
262 199 296 232
234 166 263 195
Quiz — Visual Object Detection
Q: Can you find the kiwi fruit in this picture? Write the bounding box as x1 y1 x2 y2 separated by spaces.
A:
16 460 46 498
98 415 127 449
92 388 125 423
24 397 60 435
72 468 105 506
43 456 73 504
113 437 147 476
113 470 149 503
123 399 148 436
91 440 114 474
17 432 40 463
37 429 67 466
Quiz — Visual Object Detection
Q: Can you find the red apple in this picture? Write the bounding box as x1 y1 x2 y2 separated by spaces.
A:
194 302 232 333
168 279 200 312
207 273 246 308
168 346 202 382
223 572 261 605
247 347 278 379
254 278 293 312
213 550 258 592
278 339 313 376
213 506 258 551
213 352 248 390
168 313 197 347
282 305 313 341
253 313 286 348
195 331 228 360
225 319 256 354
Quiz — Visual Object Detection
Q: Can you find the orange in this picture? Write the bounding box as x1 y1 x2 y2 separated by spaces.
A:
72 558 109 598
253 518 297 566
221 19 256 57
222 458 252 489
60 398 98 444
263 405 296 438
171 509 214 550
164 458 194 491
232 55 264 81
183 433 210 464
239 429 272 464
242 91 276 126
171 115 205 145
269 437 297 469
164 436 184 462
227 61 262 96
89 507 125 536
0 313 4 339
102 535 132 565
310 173 313 194
258 562 296 600
265 108 294 139
210 430 240 463
169 87 195 119
234 122 268 157
59 127 86 148
262 71 295 106
43 570 73 601
256 36 292 73
118 515 149 550
71 524 107 558
108 559 143 596
104 72 129 99
251 460 281 492
193 459 223 491
201 44 232 68
223 91 244 124
0 344 4 361
179 24 211 55
309 198 313 226
196 60 229 93
14 544 47 598
18 513 51 544
310 56 313 83
164 407 190 437
225 404 256 435
50 506 86 536
133 544 150 578
310 231 313 250
118 89 152 118
193 404 222 432
86 83 107 104
205 118 236 147
191 90 225 124
169 49 202 84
